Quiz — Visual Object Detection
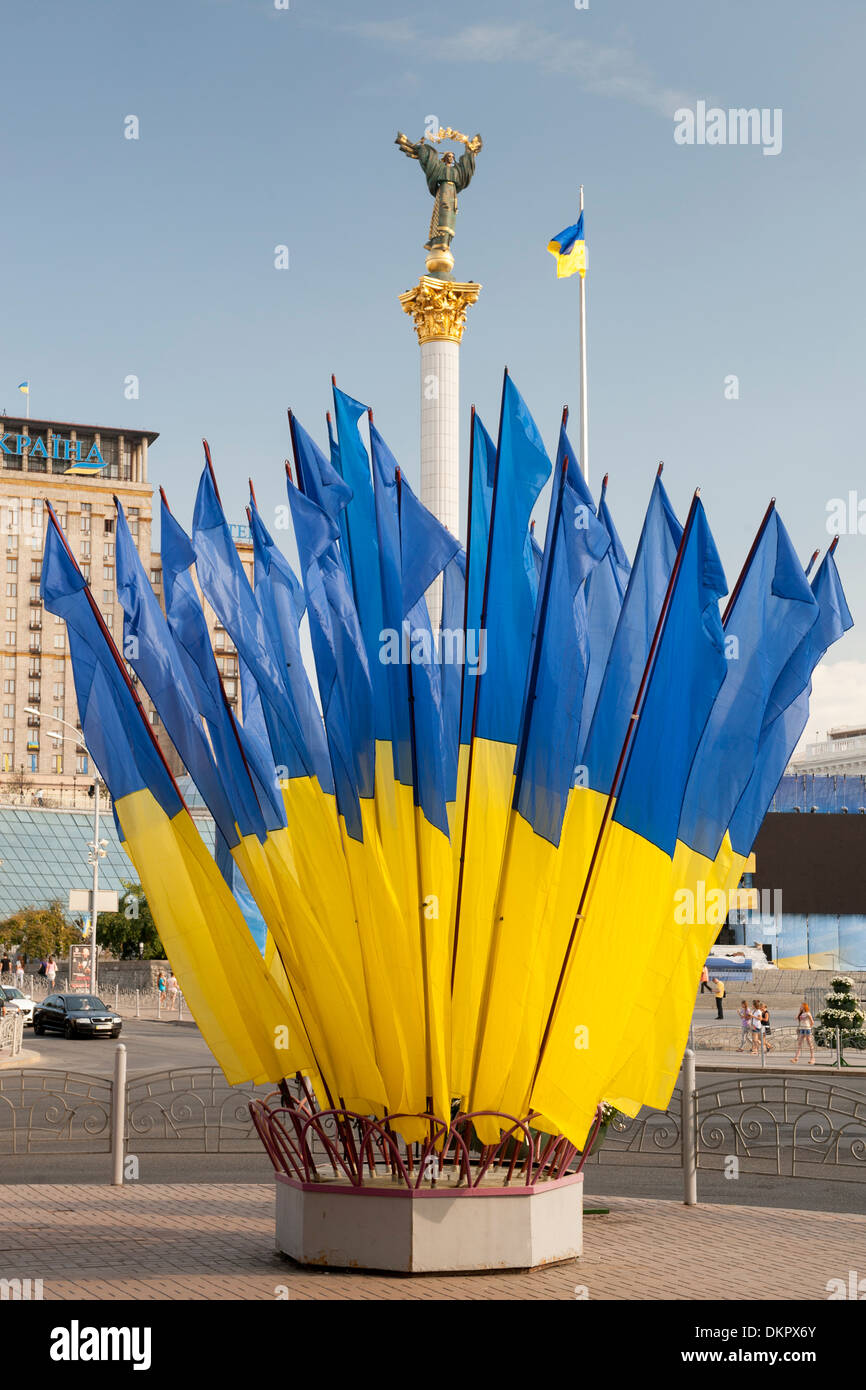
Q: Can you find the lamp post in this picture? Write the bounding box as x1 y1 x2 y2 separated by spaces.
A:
24 708 105 992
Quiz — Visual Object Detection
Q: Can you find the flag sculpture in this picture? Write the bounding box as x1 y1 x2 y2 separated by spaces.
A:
41 371 852 1157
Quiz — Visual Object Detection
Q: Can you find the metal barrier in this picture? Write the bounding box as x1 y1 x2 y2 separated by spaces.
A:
1 1055 865 1194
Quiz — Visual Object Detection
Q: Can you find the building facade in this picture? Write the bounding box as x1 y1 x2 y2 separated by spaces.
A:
0 413 246 805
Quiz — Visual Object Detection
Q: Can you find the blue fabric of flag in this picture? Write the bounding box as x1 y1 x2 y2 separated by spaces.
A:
460 412 497 743
288 480 374 839
582 474 681 793
475 375 551 745
115 501 240 847
728 547 853 855
613 499 728 858
41 513 181 818
515 472 610 845
678 508 819 859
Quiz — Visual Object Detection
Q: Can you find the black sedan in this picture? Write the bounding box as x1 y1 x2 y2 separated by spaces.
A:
32 993 122 1040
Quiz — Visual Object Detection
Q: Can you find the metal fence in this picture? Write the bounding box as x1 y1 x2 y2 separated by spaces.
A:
1 1057 865 1194
0 1014 24 1061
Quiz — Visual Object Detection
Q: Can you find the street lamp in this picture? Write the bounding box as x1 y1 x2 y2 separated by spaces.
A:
24 708 105 993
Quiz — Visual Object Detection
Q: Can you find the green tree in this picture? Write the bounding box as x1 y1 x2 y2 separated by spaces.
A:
815 975 866 1054
0 900 81 959
96 881 165 960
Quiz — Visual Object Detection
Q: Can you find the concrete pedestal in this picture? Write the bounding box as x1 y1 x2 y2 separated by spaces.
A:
275 1171 583 1273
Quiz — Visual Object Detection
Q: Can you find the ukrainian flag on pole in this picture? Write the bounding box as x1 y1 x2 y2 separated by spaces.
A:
548 212 586 278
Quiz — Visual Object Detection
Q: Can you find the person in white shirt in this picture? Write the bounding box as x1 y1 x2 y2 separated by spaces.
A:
792 1003 816 1065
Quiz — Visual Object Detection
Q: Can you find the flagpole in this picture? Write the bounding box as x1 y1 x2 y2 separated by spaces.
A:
523 487 702 1112
578 186 588 485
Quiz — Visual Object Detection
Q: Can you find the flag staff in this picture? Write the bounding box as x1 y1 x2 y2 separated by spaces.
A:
578 186 589 485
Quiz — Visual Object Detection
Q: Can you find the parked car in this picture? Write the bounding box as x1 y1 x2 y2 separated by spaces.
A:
0 986 35 1024
32 994 122 1040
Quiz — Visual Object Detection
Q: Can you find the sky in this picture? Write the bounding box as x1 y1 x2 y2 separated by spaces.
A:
1 0 864 745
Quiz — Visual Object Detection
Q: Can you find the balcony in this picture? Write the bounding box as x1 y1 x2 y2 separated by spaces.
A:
28 642 41 654
27 696 40 707
28 667 41 679
27 715 40 728
29 620 42 631
29 596 42 607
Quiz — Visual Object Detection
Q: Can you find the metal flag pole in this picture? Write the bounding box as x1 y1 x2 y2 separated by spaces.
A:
578 186 589 485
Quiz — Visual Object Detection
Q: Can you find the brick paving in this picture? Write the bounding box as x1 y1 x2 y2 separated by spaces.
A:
2 1182 863 1300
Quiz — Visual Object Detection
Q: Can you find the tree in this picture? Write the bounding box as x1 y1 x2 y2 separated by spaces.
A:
96 882 165 960
815 975 866 1055
0 901 81 959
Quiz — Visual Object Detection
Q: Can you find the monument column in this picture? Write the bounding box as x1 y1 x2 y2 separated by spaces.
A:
399 276 481 539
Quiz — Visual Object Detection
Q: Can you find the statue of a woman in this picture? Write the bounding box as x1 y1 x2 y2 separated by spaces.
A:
396 130 482 276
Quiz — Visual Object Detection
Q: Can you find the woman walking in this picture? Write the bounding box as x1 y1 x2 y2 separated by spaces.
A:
792 1002 816 1064
737 1000 752 1052
760 1002 774 1053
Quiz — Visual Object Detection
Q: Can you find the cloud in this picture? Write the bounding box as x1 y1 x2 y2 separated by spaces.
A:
345 20 690 118
794 659 866 753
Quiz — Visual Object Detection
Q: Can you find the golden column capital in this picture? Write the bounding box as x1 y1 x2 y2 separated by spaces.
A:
399 276 481 345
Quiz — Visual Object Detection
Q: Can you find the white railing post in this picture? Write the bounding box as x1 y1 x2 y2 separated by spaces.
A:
682 1048 697 1206
135 988 140 1019
111 1042 127 1186
115 984 119 1013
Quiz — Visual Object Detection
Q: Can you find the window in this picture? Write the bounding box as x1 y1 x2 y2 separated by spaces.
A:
28 681 39 698
104 612 113 629
5 607 16 622
150 568 161 585
2 704 12 718
3 679 14 693
76 753 88 774
29 585 40 602
29 753 38 772
3 657 14 669
6 535 17 552
224 679 237 697
6 558 16 574
3 728 13 742
103 566 114 581
53 683 64 698
30 560 41 579
81 565 90 583
214 631 225 651
104 519 115 535
53 635 65 650
80 514 91 534
53 705 63 720
104 543 114 558
80 541 90 559
5 632 14 646
102 590 113 605
53 659 64 671
5 584 16 598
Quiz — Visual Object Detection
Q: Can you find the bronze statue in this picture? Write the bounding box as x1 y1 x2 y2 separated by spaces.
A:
396 127 482 277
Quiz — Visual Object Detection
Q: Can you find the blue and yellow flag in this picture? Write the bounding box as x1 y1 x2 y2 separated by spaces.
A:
548 212 586 278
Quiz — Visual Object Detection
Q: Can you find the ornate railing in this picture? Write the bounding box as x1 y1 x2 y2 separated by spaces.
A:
126 1067 273 1152
0 1014 24 1060
0 1068 112 1154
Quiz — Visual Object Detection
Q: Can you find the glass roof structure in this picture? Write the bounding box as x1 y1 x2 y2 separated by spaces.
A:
0 796 215 920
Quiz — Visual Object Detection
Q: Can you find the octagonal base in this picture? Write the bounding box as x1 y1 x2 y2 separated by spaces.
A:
275 1170 583 1273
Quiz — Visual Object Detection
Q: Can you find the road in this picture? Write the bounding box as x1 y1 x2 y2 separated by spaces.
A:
19 1017 216 1075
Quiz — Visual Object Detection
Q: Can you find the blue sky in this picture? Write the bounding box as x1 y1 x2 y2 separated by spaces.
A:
2 0 864 737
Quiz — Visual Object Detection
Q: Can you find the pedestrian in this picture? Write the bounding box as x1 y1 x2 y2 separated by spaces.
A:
760 1002 774 1053
699 963 711 994
750 999 764 1054
45 955 56 988
737 999 751 1051
167 972 178 1009
792 1002 816 1065
14 958 24 987
0 952 9 977
157 973 166 1001
713 977 725 1020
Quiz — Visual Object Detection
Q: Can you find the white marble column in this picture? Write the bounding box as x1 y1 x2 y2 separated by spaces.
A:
420 337 460 539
